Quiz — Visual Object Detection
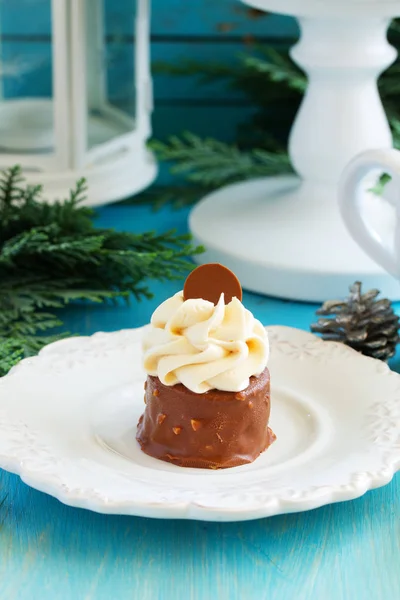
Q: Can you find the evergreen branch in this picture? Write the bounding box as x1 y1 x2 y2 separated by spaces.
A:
153 47 303 151
150 133 292 187
368 172 392 196
0 165 24 206
127 184 213 211
0 166 203 376
367 116 400 196
0 339 24 377
0 332 69 375
153 59 236 82
153 47 303 107
153 45 303 91
390 116 400 150
241 48 306 92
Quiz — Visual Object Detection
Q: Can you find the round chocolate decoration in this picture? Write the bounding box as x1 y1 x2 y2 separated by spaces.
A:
184 263 242 305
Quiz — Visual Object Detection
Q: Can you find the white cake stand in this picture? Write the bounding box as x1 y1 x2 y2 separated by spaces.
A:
190 0 400 301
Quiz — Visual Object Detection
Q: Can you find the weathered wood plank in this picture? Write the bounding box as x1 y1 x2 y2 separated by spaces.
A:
153 104 257 141
151 0 297 39
0 0 298 39
0 38 290 102
0 39 278 142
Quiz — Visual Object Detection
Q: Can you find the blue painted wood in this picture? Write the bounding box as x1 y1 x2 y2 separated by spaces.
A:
0 0 298 143
0 38 289 141
152 41 273 101
0 39 258 101
153 105 257 142
151 0 298 38
0 202 399 600
0 0 51 36
0 39 270 140
0 0 298 39
0 42 52 98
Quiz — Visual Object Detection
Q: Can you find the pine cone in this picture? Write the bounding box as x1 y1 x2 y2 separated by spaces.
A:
310 282 400 361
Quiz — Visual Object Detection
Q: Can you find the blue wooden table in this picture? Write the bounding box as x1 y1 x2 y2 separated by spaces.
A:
0 203 399 600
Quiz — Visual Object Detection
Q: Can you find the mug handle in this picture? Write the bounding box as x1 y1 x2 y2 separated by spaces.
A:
339 148 400 278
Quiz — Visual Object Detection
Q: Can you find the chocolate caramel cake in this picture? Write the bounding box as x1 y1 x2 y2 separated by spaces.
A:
137 368 274 469
136 263 275 469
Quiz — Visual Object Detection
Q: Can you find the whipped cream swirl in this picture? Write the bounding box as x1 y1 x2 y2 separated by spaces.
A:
143 291 269 394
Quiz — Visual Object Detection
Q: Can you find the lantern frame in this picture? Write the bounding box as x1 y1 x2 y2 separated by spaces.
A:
0 0 156 205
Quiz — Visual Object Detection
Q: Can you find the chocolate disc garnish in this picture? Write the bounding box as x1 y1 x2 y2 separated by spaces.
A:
184 263 242 305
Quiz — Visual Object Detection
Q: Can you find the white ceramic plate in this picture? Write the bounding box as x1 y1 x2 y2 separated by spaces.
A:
0 326 399 522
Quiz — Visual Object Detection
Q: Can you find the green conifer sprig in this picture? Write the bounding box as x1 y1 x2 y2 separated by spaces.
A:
142 19 400 208
150 133 292 188
0 166 203 375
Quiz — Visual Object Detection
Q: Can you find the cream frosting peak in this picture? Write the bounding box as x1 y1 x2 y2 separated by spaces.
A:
143 291 269 394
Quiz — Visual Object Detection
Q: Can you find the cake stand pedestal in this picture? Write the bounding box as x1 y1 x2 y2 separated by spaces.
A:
190 0 400 301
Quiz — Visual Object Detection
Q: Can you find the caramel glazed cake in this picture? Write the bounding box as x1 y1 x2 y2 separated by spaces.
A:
137 291 275 469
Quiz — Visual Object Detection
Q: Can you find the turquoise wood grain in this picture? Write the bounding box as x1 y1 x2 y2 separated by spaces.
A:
0 469 398 600
1 38 269 102
0 202 399 600
0 39 263 141
0 42 52 98
151 41 295 102
153 105 257 142
0 0 298 39
0 0 51 36
151 0 297 38
0 0 298 143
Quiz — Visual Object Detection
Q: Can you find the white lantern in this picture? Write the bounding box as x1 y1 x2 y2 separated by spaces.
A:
0 0 156 205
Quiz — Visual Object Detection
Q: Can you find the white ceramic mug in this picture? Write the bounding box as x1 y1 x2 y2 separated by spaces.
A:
339 148 400 278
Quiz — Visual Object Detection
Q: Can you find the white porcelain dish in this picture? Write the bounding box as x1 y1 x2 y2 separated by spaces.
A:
0 326 399 522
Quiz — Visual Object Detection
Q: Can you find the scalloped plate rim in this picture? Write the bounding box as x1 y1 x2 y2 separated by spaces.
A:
0 325 399 522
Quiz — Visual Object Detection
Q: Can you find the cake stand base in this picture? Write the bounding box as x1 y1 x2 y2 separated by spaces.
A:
189 176 400 302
